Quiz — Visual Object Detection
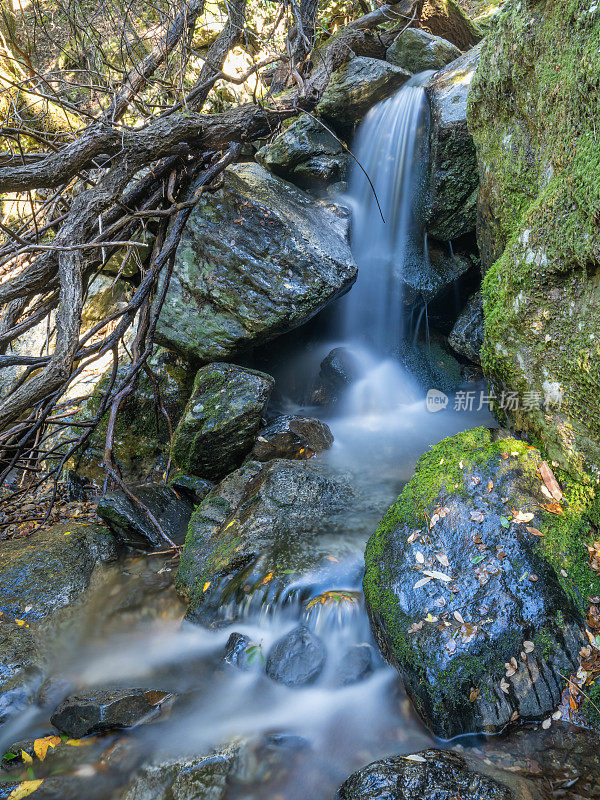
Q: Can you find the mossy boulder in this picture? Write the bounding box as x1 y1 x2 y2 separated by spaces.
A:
386 28 461 74
156 163 357 363
256 114 348 186
316 57 410 130
363 427 591 738
171 363 274 481
467 0 600 479
175 459 354 626
425 45 481 241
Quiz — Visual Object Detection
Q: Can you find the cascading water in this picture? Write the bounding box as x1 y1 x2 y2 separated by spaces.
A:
340 72 433 352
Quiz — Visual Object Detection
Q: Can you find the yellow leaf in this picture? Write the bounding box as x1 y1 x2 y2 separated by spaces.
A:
202 582 211 593
7 780 44 799
65 738 94 747
262 572 274 585
33 736 60 761
15 620 28 627
20 751 33 764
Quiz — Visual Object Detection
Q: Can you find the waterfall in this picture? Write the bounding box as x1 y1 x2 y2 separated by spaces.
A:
340 72 433 354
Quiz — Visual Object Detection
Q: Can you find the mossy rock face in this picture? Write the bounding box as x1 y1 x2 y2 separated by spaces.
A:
171 363 274 481
156 163 357 363
363 427 589 738
468 0 600 479
176 458 355 627
316 57 410 130
386 28 461 74
425 45 481 241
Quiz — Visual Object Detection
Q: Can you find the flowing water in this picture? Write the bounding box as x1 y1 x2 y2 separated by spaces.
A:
1 77 502 797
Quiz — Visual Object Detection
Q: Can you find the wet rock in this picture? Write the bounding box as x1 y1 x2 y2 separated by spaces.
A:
404 243 473 307
386 28 461 73
0 523 117 621
223 632 254 670
338 748 544 800
419 0 484 50
0 775 127 800
176 459 354 625
50 687 170 737
266 625 326 687
171 363 274 480
337 644 375 686
97 484 194 550
156 163 357 363
425 45 481 241
317 57 410 130
250 415 333 462
312 347 362 405
448 291 484 364
0 621 39 723
256 114 347 186
363 427 587 738
64 469 89 502
169 473 213 505
36 673 74 709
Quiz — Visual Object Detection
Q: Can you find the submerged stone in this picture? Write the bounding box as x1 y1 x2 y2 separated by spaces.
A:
338 748 543 800
97 484 194 550
266 625 326 687
156 163 356 363
386 28 461 73
425 45 481 241
250 415 333 462
171 363 274 481
364 428 587 738
312 347 362 406
336 644 375 686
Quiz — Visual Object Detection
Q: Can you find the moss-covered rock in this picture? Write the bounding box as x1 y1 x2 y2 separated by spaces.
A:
171 363 274 481
386 28 461 74
363 427 593 738
156 163 357 363
316 57 410 130
468 0 600 479
425 45 481 241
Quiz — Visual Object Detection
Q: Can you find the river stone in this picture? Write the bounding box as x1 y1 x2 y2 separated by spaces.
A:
250 415 333 462
266 625 326 687
338 748 544 800
312 346 362 405
386 29 461 73
223 632 254 670
156 163 357 363
316 57 411 129
50 687 170 737
448 291 484 364
363 427 587 738
337 644 375 686
256 114 346 185
0 620 39 723
176 459 354 626
425 45 481 241
171 363 274 480
97 484 194 550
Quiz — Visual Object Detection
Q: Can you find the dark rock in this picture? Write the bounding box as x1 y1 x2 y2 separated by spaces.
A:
405 244 474 308
121 750 237 800
169 473 213 504
176 459 354 625
425 45 481 241
0 619 38 723
448 291 484 364
171 363 274 480
338 748 544 800
36 673 74 709
363 427 588 738
386 28 461 73
266 625 326 687
156 163 357 363
251 415 333 462
223 632 254 670
317 57 410 130
0 775 127 800
64 469 89 502
312 346 363 405
97 484 194 550
50 687 171 738
337 644 375 686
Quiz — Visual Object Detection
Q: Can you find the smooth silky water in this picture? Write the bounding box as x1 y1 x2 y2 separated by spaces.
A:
0 76 498 798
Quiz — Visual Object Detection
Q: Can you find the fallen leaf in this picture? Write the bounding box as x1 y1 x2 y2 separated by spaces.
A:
541 718 551 730
552 710 563 720
202 582 211 593
326 556 339 562
540 461 563 502
500 678 510 694
542 502 564 515
65 739 94 747
7 781 44 799
453 611 465 623
523 641 535 653
408 621 423 634
33 736 60 762
415 551 425 564
469 687 479 702
470 510 485 523
403 754 426 762
513 511 535 523
423 569 452 582
262 572 274 585
488 480 493 493
21 751 32 765
414 577 433 589
435 553 450 567
526 526 544 537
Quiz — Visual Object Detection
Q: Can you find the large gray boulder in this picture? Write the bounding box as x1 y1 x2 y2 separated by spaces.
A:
339 749 544 800
156 163 356 363
316 57 410 129
425 45 481 241
386 28 461 74
175 458 355 626
256 114 348 186
364 428 588 738
171 363 274 481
